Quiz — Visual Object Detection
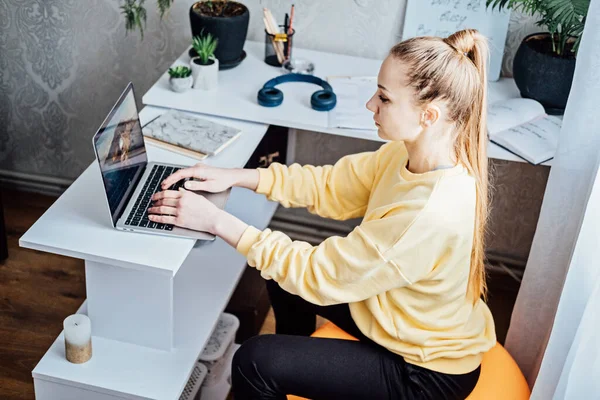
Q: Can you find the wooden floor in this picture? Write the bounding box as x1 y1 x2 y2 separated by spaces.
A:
0 189 86 399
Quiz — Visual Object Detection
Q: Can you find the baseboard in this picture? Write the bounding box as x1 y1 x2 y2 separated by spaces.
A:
0 169 72 197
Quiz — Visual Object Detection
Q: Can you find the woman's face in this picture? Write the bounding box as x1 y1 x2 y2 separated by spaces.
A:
366 57 424 142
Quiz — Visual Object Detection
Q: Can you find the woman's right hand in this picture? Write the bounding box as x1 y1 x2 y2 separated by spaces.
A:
160 162 259 193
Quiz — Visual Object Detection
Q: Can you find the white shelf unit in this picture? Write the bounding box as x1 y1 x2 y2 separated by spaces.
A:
19 106 277 399
30 188 278 400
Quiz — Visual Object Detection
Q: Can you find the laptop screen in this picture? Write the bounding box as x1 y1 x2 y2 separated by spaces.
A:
92 83 147 226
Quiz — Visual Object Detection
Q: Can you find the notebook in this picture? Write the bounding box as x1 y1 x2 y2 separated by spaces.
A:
142 136 208 160
142 109 242 157
488 98 562 165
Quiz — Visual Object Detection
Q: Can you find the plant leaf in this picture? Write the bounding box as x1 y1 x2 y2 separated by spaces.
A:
192 30 219 64
157 0 173 18
489 0 589 56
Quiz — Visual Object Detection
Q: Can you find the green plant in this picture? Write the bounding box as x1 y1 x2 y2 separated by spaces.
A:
121 0 242 40
486 0 590 56
168 66 192 78
192 31 219 65
121 0 147 39
120 0 174 40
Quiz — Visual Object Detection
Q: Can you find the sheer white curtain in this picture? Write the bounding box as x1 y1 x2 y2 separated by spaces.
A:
504 0 600 397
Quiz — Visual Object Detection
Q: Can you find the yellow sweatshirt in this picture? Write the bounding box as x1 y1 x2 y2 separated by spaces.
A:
235 140 496 374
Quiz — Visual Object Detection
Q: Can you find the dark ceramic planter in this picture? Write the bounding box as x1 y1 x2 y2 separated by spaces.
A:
512 33 576 115
189 2 249 70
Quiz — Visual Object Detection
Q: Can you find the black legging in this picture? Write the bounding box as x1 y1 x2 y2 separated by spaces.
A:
231 280 481 400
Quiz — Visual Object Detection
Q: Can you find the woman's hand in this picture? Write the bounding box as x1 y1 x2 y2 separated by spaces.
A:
148 188 223 234
160 162 259 193
148 188 250 248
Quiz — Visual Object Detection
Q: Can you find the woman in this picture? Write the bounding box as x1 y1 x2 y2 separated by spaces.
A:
149 28 496 399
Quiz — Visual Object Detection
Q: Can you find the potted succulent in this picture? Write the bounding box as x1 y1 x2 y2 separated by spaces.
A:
189 1 249 70
168 66 193 93
486 0 590 115
190 32 219 91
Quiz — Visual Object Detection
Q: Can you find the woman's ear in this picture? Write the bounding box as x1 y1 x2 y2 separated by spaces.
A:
421 105 441 127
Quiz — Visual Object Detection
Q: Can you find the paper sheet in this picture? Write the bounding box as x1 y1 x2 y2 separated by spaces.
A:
327 76 378 131
488 98 547 136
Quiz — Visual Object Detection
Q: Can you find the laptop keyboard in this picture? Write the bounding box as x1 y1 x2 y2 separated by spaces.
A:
124 165 184 231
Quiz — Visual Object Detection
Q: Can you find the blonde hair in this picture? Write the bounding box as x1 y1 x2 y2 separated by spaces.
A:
390 29 490 302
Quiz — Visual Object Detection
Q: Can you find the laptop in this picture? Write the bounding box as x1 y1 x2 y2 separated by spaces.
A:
92 82 230 241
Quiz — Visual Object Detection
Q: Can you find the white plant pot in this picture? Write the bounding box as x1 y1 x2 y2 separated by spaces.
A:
169 76 193 93
190 57 219 91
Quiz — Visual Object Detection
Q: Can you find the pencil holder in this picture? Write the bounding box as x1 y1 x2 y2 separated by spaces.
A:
264 26 295 67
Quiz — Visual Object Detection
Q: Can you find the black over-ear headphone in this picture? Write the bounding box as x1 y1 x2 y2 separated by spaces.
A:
257 73 337 111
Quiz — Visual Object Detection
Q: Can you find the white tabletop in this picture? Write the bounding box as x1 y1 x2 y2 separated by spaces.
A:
142 41 550 166
19 107 270 275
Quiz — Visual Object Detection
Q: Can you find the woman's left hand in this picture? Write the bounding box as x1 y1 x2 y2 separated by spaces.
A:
148 188 222 234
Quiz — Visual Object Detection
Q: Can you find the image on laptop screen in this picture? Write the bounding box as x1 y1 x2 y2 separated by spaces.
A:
93 85 148 226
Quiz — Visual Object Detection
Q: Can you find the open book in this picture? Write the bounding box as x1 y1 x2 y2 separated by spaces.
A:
488 98 562 165
142 109 242 159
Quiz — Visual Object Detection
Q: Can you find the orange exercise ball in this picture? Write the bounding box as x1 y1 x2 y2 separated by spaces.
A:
287 322 530 400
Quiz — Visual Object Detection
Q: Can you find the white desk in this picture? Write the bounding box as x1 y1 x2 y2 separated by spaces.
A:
20 108 277 399
143 40 548 165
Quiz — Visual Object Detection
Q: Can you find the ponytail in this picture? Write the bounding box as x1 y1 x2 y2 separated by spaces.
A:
390 29 491 302
445 30 490 302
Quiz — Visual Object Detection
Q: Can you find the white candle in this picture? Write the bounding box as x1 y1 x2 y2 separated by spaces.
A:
63 314 92 363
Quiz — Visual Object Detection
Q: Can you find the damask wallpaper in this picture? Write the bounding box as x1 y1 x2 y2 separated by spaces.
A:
0 0 541 183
